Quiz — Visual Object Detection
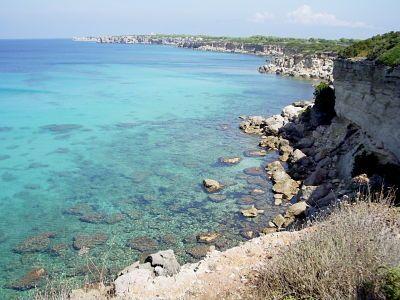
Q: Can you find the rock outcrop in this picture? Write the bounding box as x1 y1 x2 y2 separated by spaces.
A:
334 58 400 166
258 52 335 81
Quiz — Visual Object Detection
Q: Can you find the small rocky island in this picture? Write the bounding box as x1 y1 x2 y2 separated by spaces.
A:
68 32 400 299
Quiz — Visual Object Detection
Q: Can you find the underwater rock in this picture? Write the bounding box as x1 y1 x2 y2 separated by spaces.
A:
49 243 69 257
28 162 49 169
218 157 241 165
13 232 56 253
9 268 47 291
202 179 223 193
126 236 158 252
105 213 125 224
246 177 268 187
196 232 220 244
243 167 264 177
79 212 107 224
63 203 95 216
237 196 256 205
73 233 108 250
207 194 227 203
40 124 82 134
186 245 212 259
243 149 267 157
0 154 10 161
1 172 16 182
0 127 12 132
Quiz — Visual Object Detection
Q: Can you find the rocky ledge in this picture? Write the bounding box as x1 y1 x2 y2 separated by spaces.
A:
70 230 307 299
258 52 335 81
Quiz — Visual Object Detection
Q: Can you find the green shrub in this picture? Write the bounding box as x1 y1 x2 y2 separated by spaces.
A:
313 82 336 124
339 31 400 66
382 266 400 300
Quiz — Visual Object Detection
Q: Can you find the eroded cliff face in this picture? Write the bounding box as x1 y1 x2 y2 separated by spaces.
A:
333 59 400 166
259 53 334 81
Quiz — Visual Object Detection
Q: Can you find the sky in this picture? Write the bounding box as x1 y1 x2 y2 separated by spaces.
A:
0 0 399 39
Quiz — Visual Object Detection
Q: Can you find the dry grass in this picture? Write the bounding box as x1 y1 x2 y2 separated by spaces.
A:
244 192 400 300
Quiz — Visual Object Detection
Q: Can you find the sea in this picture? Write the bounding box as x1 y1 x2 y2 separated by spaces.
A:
0 39 313 298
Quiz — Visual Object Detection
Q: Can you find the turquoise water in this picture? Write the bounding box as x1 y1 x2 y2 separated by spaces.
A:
0 39 313 298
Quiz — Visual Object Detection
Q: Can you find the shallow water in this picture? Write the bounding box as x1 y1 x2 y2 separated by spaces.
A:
0 39 313 298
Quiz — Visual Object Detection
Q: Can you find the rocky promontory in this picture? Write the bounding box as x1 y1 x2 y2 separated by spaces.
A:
73 35 350 81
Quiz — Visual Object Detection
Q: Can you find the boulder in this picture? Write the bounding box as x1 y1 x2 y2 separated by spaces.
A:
241 206 264 218
264 115 286 135
144 250 180 276
272 179 299 199
203 179 223 193
286 201 308 217
291 149 306 163
281 105 305 121
196 232 220 244
218 157 241 165
272 214 285 228
114 268 154 296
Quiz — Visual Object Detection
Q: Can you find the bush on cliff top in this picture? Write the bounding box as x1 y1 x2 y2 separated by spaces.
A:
241 193 400 300
339 31 400 66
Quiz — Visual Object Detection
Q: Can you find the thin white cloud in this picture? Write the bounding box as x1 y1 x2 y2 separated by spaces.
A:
287 5 370 28
249 11 275 24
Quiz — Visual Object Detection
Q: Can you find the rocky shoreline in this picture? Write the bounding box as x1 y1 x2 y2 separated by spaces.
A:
73 35 334 81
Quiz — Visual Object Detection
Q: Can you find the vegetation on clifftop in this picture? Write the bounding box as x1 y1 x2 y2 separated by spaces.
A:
339 31 400 66
154 34 355 54
241 194 400 300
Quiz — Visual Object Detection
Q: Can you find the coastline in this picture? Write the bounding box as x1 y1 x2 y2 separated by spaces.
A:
70 54 400 299
73 36 335 82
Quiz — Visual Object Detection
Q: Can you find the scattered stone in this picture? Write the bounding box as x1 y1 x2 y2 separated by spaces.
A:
241 206 264 218
73 233 108 250
196 232 220 244
126 236 158 252
203 179 223 193
218 157 241 165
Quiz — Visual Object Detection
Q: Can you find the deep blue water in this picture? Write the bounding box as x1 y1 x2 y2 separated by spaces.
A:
0 39 313 298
